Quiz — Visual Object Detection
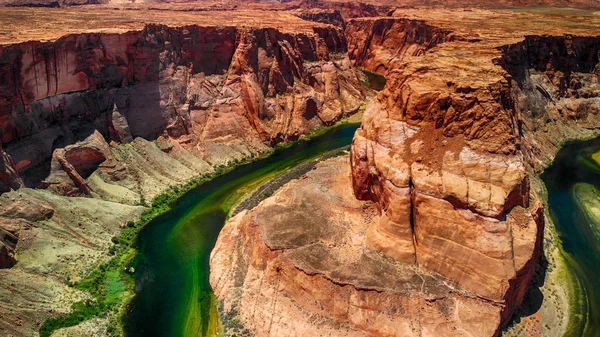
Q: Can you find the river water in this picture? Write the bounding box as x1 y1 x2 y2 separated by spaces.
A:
542 137 600 337
124 122 600 337
124 123 359 337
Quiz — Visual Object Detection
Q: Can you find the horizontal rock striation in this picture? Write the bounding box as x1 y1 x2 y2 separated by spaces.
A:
211 157 505 337
0 23 369 190
499 35 600 171
292 9 346 28
212 11 600 337
347 16 536 327
297 0 391 20
348 15 599 331
346 18 454 75
0 17 374 335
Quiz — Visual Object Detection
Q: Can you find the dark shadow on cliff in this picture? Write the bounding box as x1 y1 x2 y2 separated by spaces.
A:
5 82 166 188
0 25 245 189
500 253 548 335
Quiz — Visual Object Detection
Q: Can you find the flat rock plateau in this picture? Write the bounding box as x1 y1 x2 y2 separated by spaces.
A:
0 1 598 337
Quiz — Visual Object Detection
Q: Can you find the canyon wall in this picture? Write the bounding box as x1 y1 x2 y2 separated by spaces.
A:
346 18 454 75
348 17 538 325
211 12 600 337
0 5 598 337
0 21 372 336
499 35 600 171
0 24 369 192
347 15 599 326
212 156 507 337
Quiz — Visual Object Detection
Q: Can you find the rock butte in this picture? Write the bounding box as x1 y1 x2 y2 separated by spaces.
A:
0 1 598 337
212 5 600 337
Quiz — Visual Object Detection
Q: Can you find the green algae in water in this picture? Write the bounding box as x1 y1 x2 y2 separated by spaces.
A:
573 183 600 244
358 67 387 91
542 137 600 337
124 123 360 337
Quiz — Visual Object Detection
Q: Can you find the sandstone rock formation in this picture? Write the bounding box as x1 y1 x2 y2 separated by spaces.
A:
292 9 346 28
346 18 453 75
346 9 600 327
0 21 369 195
0 237 16 268
0 9 375 336
2 0 600 10
499 35 600 171
0 3 598 337
0 141 23 194
42 130 112 196
212 157 508 337
211 7 600 337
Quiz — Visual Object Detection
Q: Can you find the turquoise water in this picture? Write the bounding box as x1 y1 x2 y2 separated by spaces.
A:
542 138 600 337
124 123 360 337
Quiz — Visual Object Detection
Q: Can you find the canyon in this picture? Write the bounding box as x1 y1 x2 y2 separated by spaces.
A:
0 8 371 336
0 2 598 337
212 5 600 337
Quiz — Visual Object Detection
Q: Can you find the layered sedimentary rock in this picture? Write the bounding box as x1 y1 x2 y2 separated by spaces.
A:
0 141 22 194
292 9 346 28
346 18 453 75
212 157 506 337
0 23 369 193
0 10 375 336
0 3 598 337
499 35 600 171
212 8 600 337
347 8 599 328
0 228 17 268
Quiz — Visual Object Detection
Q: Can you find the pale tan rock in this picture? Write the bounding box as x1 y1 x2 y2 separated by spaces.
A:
43 131 112 196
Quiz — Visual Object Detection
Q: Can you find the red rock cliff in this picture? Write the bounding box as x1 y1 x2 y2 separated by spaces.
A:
0 24 369 190
209 8 600 337
347 17 547 329
499 35 600 171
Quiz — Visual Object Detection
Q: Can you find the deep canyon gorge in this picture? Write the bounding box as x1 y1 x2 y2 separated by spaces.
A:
0 1 599 337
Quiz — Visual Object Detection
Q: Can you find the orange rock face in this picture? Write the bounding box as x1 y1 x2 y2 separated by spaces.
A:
0 23 369 192
0 3 598 337
347 9 600 328
211 157 505 337
213 8 600 337
41 130 111 196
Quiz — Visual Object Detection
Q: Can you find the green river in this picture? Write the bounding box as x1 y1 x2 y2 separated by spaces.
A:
123 118 600 337
542 137 600 337
124 123 360 337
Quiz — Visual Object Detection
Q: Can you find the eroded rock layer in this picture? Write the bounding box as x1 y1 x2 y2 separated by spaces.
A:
0 14 375 336
499 35 600 171
347 12 600 326
0 23 369 190
211 157 506 337
211 8 600 337
0 4 599 337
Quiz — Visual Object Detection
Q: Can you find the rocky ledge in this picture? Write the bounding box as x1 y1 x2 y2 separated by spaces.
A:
211 7 600 337
212 156 513 337
0 9 375 336
0 22 370 192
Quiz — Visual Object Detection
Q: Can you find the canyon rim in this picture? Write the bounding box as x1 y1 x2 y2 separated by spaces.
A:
0 1 599 337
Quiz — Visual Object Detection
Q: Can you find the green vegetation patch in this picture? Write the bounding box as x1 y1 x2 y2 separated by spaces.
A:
38 157 261 337
572 183 600 245
38 119 361 336
576 147 600 173
357 67 387 91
